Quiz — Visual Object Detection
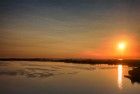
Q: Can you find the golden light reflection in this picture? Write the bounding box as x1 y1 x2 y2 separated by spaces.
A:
118 64 123 89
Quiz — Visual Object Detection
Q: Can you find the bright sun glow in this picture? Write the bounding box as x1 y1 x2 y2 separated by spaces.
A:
118 42 126 51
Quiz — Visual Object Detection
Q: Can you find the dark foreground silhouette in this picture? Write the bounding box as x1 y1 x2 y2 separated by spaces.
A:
125 67 140 84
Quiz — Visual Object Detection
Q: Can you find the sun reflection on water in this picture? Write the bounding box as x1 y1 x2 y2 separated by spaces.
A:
118 64 123 89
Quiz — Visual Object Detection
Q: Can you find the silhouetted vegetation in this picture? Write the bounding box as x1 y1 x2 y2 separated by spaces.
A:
0 58 140 67
125 67 140 84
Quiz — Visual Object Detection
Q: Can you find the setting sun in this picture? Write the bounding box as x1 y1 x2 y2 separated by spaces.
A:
118 42 126 51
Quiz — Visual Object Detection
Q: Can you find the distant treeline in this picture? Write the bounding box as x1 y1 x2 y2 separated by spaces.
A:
0 58 140 67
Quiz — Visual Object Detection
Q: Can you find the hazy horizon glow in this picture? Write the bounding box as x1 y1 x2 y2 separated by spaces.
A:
0 0 140 59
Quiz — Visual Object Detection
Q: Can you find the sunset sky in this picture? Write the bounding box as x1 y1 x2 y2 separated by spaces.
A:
0 0 140 59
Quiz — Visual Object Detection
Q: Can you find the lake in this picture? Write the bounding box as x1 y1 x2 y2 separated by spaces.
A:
0 61 140 94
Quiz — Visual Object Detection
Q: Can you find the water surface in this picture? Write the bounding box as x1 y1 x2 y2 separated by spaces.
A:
0 61 139 94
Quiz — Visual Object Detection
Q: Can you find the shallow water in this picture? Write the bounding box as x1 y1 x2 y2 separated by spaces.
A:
0 61 139 94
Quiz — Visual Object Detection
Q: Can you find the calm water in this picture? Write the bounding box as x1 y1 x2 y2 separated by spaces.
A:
0 61 140 94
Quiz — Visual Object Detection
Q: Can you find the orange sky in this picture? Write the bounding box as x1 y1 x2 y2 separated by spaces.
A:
0 0 140 59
